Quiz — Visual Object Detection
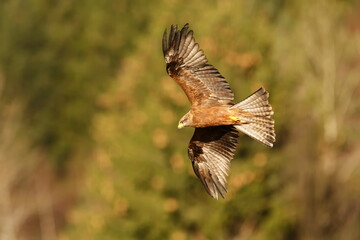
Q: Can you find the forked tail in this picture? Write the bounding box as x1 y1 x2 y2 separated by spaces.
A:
231 88 275 147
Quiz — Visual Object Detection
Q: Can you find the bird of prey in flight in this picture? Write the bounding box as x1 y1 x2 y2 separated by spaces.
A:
162 23 275 199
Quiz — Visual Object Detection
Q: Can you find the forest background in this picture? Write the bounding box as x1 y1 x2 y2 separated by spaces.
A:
1 0 360 239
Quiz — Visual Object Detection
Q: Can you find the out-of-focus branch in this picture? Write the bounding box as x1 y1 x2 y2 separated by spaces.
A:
0 111 58 240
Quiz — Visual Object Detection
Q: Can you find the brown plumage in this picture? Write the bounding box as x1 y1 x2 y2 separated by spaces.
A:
162 23 275 199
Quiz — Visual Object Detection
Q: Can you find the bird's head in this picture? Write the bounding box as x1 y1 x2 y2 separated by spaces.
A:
178 113 192 129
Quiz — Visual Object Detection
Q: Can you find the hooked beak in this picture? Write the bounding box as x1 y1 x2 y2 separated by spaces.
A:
177 123 184 129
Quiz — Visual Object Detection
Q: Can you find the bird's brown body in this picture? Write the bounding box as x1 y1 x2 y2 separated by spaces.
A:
186 106 248 128
162 23 275 199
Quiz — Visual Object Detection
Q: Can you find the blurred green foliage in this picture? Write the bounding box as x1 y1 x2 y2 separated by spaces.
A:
0 0 157 166
1 0 360 239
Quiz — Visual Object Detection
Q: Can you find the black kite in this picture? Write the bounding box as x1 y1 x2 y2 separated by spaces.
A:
162 23 275 199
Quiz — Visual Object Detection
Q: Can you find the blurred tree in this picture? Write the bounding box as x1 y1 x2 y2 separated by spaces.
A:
0 0 157 167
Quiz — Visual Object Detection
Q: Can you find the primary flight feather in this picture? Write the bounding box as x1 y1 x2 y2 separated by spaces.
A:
162 23 275 199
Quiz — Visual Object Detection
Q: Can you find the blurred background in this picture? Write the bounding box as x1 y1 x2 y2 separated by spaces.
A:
1 0 360 239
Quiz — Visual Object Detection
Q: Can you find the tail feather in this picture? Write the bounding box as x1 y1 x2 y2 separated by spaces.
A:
231 88 275 147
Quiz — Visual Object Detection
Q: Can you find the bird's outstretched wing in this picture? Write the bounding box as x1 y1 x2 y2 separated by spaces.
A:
188 126 239 199
162 24 234 107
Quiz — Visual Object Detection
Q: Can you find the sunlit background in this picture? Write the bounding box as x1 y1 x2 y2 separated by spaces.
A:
1 0 360 239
